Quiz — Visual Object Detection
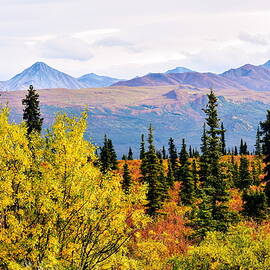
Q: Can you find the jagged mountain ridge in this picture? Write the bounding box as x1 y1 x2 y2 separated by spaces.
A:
221 64 270 91
112 71 247 90
4 60 270 91
113 61 270 91
1 62 122 91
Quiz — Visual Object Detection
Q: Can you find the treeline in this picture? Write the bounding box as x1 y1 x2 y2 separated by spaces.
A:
1 85 270 269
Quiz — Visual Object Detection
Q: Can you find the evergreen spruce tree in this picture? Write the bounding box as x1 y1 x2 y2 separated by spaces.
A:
260 110 270 205
107 139 118 170
162 146 167 159
122 162 132 194
198 89 233 233
140 125 167 216
244 142 248 155
100 135 110 172
100 135 118 172
230 155 239 188
242 189 267 221
239 139 248 155
189 145 193 158
140 134 145 160
178 139 196 205
255 127 262 156
128 147 133 160
236 156 253 189
234 146 238 156
240 139 244 155
200 123 208 181
179 139 189 166
22 85 43 135
191 159 200 195
122 154 127 161
168 137 178 179
221 122 226 155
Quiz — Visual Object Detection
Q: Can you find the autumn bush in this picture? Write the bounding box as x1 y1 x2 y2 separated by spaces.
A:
170 223 270 270
0 108 149 270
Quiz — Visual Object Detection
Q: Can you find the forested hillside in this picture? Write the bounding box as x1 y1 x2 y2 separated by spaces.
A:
1 85 270 269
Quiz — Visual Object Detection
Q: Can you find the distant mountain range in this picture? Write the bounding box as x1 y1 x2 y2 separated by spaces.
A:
113 61 270 91
113 72 247 89
3 61 270 91
0 62 122 91
3 59 270 156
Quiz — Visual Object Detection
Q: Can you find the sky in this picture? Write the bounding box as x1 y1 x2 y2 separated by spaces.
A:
1 0 270 80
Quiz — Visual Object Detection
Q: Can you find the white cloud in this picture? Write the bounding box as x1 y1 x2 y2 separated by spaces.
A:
37 36 93 61
1 0 270 79
238 32 269 46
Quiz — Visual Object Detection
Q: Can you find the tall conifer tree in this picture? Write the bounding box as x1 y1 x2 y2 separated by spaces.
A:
162 146 167 159
122 162 132 194
260 110 270 205
128 147 133 160
237 156 253 190
255 127 262 156
168 137 178 178
221 122 226 155
140 134 145 160
197 89 233 233
140 125 167 215
179 139 196 205
100 135 118 172
22 85 43 135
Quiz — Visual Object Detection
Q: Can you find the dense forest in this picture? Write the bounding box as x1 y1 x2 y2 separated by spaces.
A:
1 85 270 269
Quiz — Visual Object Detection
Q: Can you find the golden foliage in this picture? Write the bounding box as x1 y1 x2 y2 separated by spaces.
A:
0 109 149 269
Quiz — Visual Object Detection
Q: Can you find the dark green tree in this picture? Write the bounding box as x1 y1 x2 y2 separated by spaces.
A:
22 85 43 135
178 139 196 205
128 147 133 160
255 127 262 156
229 155 239 188
239 139 248 155
242 189 267 221
191 159 200 195
260 110 270 205
221 122 226 155
107 139 118 170
168 137 178 179
198 89 233 234
140 134 145 160
236 156 253 190
189 145 193 158
100 135 118 172
122 162 132 194
140 125 167 216
179 138 189 166
162 146 167 159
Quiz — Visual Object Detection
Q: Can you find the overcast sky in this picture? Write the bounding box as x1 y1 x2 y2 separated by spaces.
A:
1 0 270 79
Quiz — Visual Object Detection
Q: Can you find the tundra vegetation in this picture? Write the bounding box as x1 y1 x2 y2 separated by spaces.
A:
0 85 270 269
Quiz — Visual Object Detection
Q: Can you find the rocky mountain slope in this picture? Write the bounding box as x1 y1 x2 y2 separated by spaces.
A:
2 85 268 156
1 62 122 91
